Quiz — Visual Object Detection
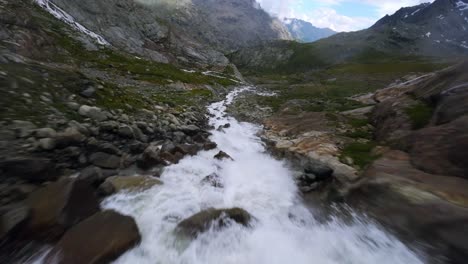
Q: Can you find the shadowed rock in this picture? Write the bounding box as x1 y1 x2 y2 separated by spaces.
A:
45 210 141 264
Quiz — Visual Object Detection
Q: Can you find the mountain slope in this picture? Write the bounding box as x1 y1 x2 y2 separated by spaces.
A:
231 0 468 73
283 18 336 42
46 0 291 68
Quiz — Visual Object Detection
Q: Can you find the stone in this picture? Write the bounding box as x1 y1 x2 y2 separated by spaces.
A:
118 125 134 138
214 151 233 160
66 102 80 111
96 142 121 155
176 208 252 238
201 173 224 188
0 203 30 241
99 175 162 195
137 143 164 170
80 86 96 98
0 157 59 182
89 152 121 169
180 125 200 135
303 160 333 181
68 121 89 136
55 127 85 148
44 210 141 264
25 179 99 239
38 138 56 150
10 120 36 138
203 141 218 151
35 128 57 138
78 105 107 121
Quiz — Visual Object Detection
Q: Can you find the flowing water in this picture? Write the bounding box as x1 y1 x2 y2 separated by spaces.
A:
101 86 424 264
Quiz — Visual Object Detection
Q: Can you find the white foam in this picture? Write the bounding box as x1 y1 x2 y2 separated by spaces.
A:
102 87 424 264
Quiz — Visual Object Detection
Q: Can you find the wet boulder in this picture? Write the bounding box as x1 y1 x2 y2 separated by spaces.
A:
214 151 233 161
25 179 100 240
200 173 224 188
45 210 141 264
303 160 333 181
0 157 59 182
176 208 252 238
137 143 164 170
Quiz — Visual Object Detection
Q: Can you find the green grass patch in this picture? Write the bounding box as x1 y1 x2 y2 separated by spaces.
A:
405 101 433 129
340 141 380 169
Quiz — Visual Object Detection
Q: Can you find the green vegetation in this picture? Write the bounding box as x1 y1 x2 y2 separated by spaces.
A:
340 141 380 169
405 101 433 129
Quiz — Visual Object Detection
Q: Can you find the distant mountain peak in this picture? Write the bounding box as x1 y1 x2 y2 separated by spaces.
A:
282 18 336 43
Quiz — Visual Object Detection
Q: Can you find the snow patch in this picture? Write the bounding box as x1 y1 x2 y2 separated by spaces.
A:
456 1 468 11
34 0 109 45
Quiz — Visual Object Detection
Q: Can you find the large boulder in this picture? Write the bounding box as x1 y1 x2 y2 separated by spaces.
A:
45 210 141 264
176 208 252 238
25 179 100 240
98 175 162 196
0 157 59 182
303 160 333 181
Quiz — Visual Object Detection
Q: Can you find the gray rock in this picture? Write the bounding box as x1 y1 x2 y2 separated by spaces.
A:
118 125 134 138
38 138 57 150
35 128 57 138
89 152 121 169
180 125 200 135
78 105 107 121
68 121 89 136
55 127 85 148
66 102 80 111
80 86 96 98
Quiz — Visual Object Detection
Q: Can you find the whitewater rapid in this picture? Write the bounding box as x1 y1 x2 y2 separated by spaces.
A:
102 86 424 264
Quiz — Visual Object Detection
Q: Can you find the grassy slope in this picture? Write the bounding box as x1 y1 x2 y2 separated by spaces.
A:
233 39 452 170
0 2 237 123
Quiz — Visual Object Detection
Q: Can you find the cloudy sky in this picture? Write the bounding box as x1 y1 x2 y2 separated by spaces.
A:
256 0 433 32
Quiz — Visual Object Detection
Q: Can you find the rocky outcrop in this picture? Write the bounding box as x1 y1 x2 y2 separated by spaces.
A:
176 208 252 238
45 210 141 264
344 150 468 263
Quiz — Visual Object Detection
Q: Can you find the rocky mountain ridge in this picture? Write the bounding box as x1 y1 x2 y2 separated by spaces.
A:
230 0 468 72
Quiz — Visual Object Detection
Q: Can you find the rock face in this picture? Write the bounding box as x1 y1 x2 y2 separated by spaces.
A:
0 203 30 241
25 179 100 239
176 208 252 238
45 210 141 264
345 150 468 264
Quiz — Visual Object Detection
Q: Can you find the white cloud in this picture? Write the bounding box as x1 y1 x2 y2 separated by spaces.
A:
256 0 434 31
